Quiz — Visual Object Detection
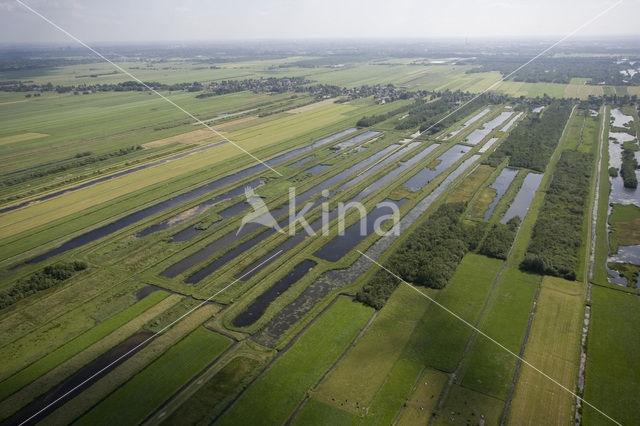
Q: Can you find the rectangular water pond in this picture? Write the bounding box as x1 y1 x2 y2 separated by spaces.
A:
403 144 472 191
500 172 543 224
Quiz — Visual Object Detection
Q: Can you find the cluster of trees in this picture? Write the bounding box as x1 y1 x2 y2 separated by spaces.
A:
0 261 87 310
486 102 573 172
463 56 640 86
521 150 593 280
620 148 639 188
357 203 484 308
0 146 142 188
477 217 521 260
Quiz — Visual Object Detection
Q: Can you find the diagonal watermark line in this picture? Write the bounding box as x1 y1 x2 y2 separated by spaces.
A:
17 249 284 426
414 0 623 138
355 249 621 426
14 0 283 177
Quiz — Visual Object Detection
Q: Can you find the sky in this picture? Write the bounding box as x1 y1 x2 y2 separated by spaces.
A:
0 0 637 44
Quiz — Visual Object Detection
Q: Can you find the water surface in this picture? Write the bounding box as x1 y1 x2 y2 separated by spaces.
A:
500 172 543 224
482 168 518 220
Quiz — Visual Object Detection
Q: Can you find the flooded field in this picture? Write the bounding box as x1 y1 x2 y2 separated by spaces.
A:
303 164 331 175
500 172 543 224
403 144 472 191
165 143 401 281
137 178 263 238
333 131 379 150
313 198 408 262
481 167 519 220
605 109 640 285
502 112 523 132
463 111 514 145
478 137 499 153
235 143 437 281
232 260 317 327
447 108 491 138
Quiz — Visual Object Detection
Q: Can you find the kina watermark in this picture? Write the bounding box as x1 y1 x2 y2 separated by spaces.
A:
237 186 401 237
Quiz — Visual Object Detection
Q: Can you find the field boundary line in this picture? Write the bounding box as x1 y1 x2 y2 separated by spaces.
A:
14 0 283 177
355 249 622 426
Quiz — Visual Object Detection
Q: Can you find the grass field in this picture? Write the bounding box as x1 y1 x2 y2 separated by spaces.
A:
43 305 218 425
0 269 145 381
403 254 504 373
396 368 449 426
0 102 357 242
292 399 357 426
0 294 180 420
446 164 494 203
312 285 431 414
76 326 232 425
0 291 168 402
435 384 505 425
161 355 265 425
583 286 640 425
507 276 585 425
312 254 502 421
457 267 540 399
361 358 423 425
216 297 373 425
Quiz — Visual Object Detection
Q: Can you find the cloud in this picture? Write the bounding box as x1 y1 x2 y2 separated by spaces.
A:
0 2 16 12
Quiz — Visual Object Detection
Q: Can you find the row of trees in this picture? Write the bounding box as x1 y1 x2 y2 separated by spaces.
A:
521 150 593 280
356 103 412 127
0 80 203 93
486 101 573 172
0 146 142 188
0 261 87 310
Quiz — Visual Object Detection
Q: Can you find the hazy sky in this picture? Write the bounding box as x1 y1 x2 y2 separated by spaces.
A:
0 0 636 44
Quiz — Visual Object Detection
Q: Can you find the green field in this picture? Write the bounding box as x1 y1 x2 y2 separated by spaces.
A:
0 290 168 402
583 286 640 425
76 326 232 425
161 355 266 425
507 276 585 425
216 297 373 425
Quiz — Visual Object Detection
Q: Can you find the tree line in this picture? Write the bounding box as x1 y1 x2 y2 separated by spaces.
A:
521 150 593 280
0 146 142 188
